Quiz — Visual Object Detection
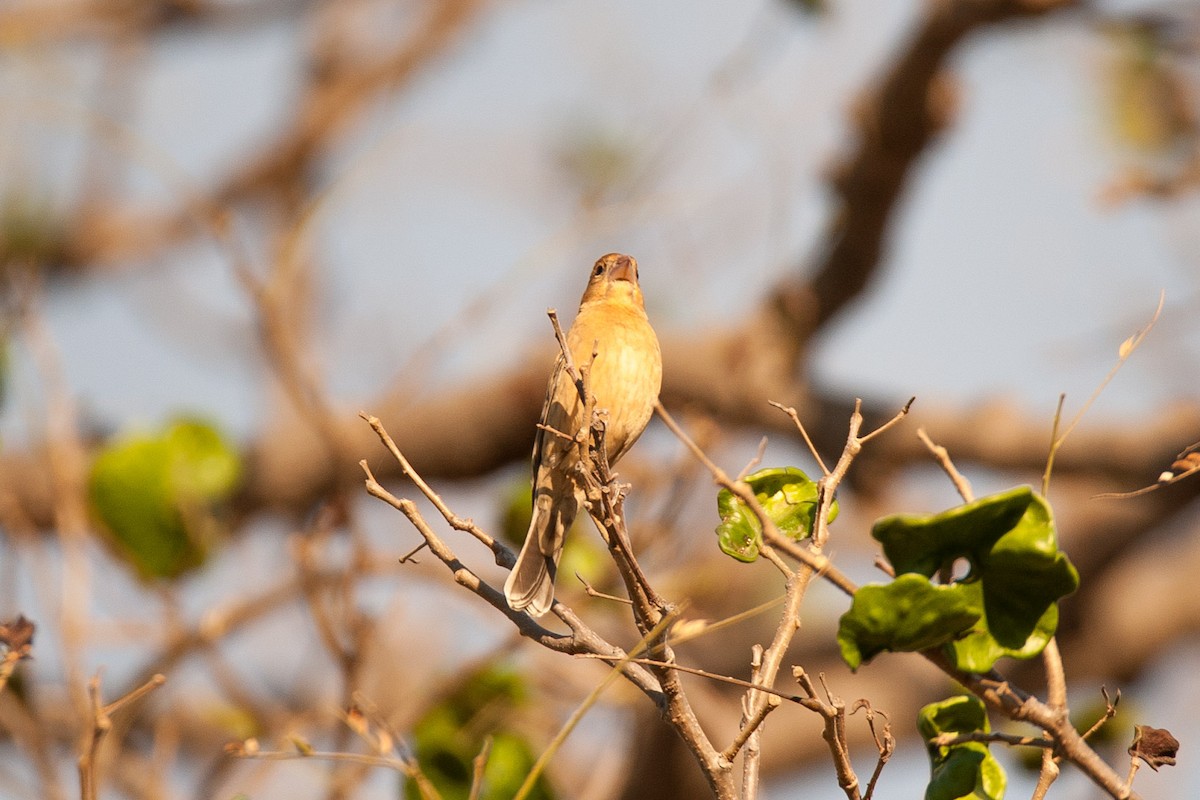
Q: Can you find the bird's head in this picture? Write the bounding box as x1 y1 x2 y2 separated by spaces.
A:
579 253 645 309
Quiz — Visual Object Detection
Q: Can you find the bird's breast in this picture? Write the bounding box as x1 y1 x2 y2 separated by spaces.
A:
566 302 662 461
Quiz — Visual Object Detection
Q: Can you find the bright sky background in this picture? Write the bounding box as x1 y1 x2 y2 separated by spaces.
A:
4 0 1194 445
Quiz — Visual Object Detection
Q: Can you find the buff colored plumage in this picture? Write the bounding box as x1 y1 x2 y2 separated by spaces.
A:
504 253 662 617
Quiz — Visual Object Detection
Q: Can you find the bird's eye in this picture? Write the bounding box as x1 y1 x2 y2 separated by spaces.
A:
593 264 604 277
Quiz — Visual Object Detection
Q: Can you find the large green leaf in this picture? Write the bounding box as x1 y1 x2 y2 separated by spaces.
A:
715 467 836 562
919 695 1007 800
852 488 1078 673
837 574 980 670
978 494 1079 647
872 487 1033 578
87 418 241 580
944 581 1060 674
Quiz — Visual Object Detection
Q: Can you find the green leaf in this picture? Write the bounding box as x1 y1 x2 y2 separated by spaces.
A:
872 487 1033 578
406 666 554 800
945 582 1060 676
944 581 1060 674
919 695 1007 800
715 467 835 562
979 494 1078 647
837 574 980 670
865 488 1079 673
87 418 241 580
163 420 241 501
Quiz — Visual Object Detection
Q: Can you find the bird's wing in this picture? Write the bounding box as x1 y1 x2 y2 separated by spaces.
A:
530 354 572 486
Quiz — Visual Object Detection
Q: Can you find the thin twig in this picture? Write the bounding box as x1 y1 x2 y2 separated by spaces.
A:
737 436 770 481
547 309 586 404
1125 754 1141 794
1044 638 1067 712
468 736 493 800
1094 442 1200 498
858 398 915 445
759 545 795 579
360 413 497 551
1033 749 1061 800
574 654 804 704
931 731 1054 749
227 740 440 797
1081 688 1121 742
916 428 974 502
1043 293 1163 493
812 398 913 551
576 573 634 606
854 700 894 800
1092 460 1200 499
739 645 767 797
399 540 429 564
792 668 861 800
723 694 780 764
514 612 679 800
1032 637 1068 797
356 453 663 697
768 400 829 475
78 673 166 800
1042 393 1068 497
665 593 788 647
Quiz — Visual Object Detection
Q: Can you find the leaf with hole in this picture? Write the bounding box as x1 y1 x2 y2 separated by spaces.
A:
872 487 1033 578
863 488 1078 672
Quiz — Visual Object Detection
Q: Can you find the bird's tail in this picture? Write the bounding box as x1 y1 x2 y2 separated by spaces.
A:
504 535 556 617
504 499 572 617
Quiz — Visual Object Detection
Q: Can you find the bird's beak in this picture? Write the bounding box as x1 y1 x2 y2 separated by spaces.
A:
610 255 637 283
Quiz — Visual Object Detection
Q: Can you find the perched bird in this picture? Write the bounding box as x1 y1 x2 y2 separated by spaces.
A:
504 253 662 617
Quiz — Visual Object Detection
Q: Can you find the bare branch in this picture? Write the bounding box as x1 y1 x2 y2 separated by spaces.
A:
1082 687 1122 742
769 401 829 475
78 673 166 800
356 454 662 697
792 668 863 800
722 693 781 765
917 427 974 502
360 413 498 555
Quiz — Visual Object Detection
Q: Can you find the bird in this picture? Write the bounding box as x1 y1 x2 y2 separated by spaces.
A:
504 253 662 617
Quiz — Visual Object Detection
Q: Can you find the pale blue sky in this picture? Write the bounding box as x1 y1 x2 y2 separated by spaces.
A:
3 0 1191 449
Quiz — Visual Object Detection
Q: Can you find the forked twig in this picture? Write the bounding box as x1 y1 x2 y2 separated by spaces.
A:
79 673 166 800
